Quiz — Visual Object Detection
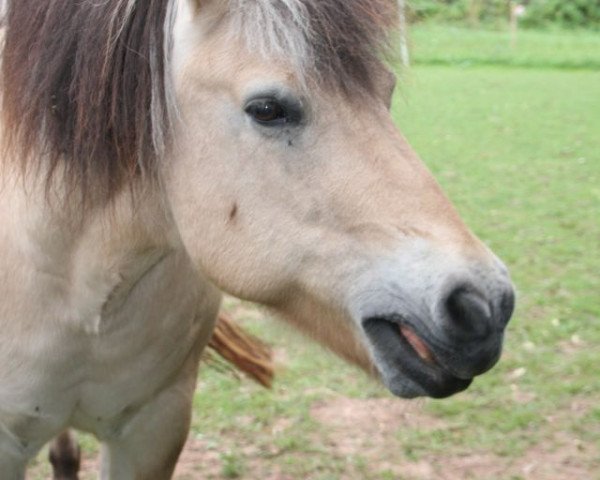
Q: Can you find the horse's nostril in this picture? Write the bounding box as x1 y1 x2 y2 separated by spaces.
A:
445 287 493 339
499 288 516 327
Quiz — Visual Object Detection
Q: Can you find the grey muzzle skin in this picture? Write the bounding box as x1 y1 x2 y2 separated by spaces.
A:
362 275 515 399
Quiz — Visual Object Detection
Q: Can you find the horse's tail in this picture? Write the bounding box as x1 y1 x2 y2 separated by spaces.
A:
208 312 275 388
49 430 80 480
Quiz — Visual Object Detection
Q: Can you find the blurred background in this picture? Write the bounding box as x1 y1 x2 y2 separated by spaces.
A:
31 2 600 479
409 0 600 29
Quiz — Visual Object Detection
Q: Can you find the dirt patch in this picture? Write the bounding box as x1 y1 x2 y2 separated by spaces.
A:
310 397 444 478
419 430 596 480
174 439 222 479
308 396 599 480
311 397 444 457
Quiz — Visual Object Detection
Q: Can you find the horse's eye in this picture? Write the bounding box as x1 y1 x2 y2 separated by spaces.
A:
245 99 289 126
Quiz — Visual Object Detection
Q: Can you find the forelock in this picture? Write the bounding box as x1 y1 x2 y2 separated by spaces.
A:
228 0 398 93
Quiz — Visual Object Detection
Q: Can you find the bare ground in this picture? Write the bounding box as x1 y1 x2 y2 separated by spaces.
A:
308 396 598 480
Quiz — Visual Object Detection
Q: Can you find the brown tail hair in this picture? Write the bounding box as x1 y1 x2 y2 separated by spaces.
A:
208 313 274 388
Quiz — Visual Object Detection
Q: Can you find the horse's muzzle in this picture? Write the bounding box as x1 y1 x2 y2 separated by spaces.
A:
361 279 515 399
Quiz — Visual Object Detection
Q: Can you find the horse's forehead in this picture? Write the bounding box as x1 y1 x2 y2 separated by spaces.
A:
183 0 397 95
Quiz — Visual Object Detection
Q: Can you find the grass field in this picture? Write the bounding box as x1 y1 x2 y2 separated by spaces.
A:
30 27 600 480
409 24 600 70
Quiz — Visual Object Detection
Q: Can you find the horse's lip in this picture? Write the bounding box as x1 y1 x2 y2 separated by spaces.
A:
399 324 439 367
362 316 473 398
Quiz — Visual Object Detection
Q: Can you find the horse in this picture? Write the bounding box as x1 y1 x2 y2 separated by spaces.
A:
0 0 515 478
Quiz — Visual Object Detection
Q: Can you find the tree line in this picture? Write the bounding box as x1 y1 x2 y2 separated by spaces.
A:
409 0 600 29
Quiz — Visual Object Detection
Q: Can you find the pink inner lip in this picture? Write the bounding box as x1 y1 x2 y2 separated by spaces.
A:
400 325 437 366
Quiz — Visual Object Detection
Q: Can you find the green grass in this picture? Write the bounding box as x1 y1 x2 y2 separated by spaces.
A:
30 27 600 479
409 24 600 69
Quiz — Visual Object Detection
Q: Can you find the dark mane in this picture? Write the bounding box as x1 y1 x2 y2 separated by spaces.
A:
1 0 397 202
1 0 173 201
304 0 398 93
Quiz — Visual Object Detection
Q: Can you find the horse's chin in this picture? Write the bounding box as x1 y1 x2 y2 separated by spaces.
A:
385 375 472 400
362 317 474 399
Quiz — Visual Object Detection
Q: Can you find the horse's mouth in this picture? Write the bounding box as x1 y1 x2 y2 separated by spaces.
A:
362 317 473 399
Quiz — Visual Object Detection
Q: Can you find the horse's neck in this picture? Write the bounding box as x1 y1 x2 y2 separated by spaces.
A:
0 170 182 331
